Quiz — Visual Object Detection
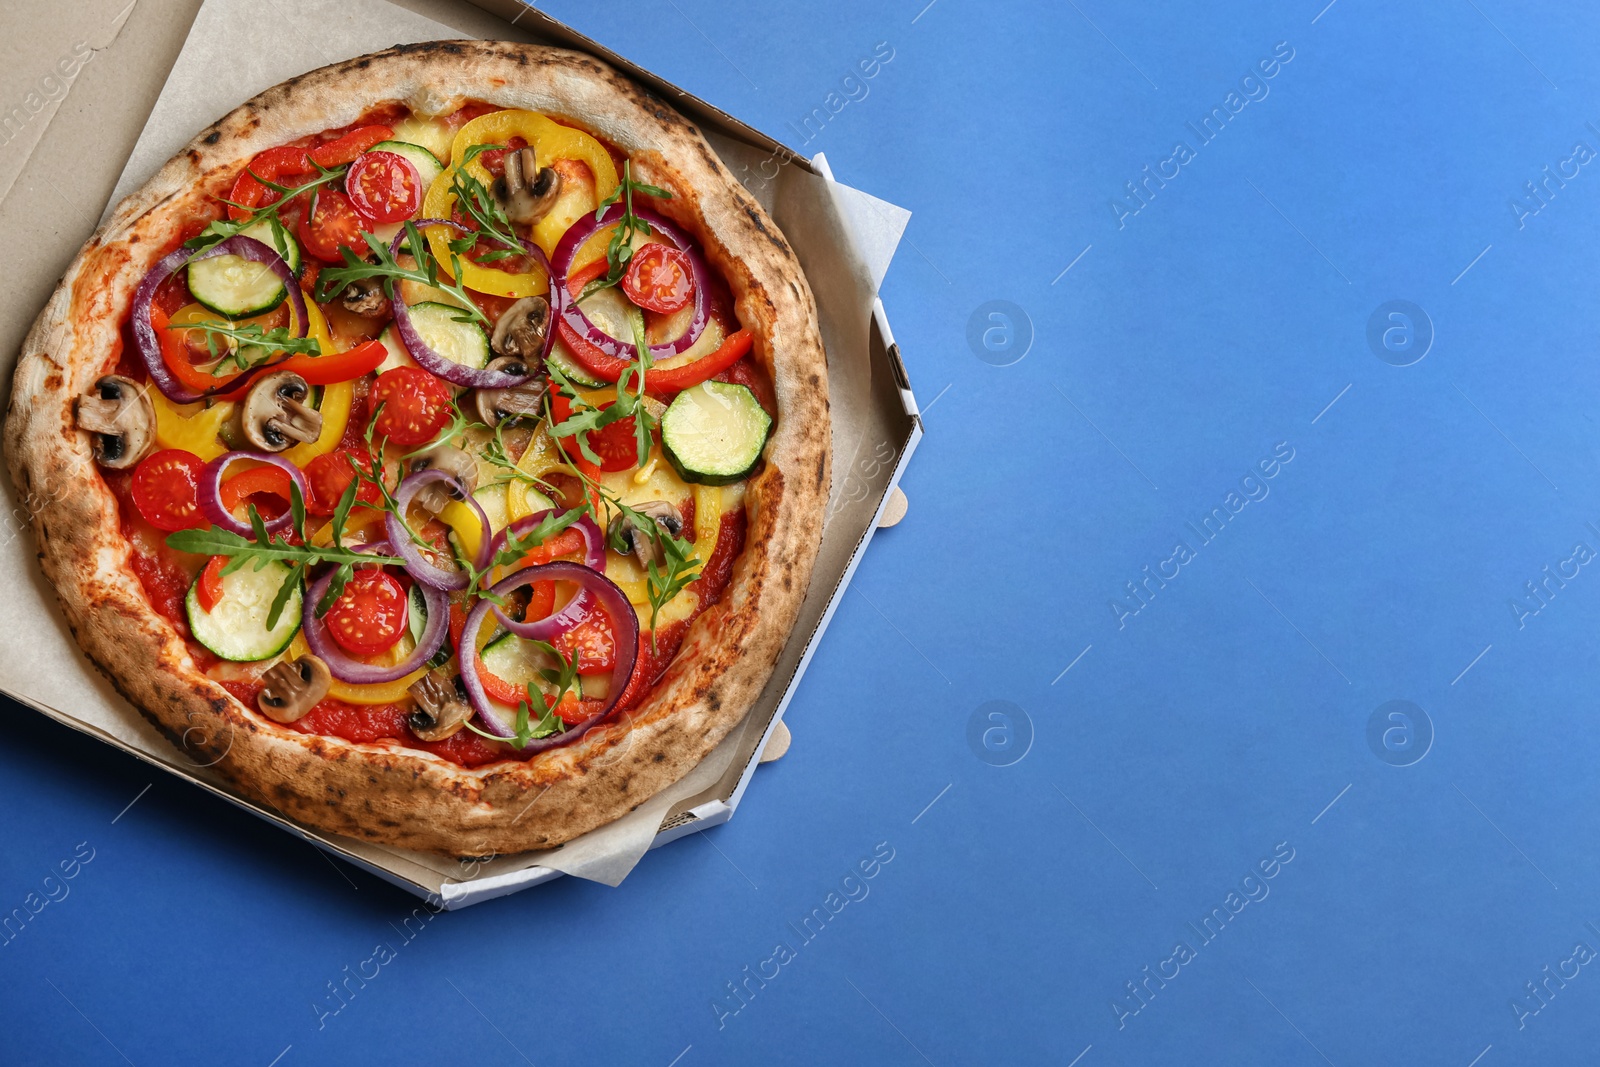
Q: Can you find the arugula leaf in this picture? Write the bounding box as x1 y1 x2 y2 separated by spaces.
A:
490 507 586 572
316 562 354 618
165 319 321 377
267 561 306 631
576 161 672 304
185 163 346 259
330 476 358 551
449 144 524 257
626 307 656 468
544 358 652 469
166 521 403 628
313 226 489 327
604 496 701 654
527 700 564 740
476 419 560 495
645 528 700 650
289 480 308 543
460 640 577 748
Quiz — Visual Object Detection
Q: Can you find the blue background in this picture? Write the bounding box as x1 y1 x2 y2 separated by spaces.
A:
4 0 1599 1063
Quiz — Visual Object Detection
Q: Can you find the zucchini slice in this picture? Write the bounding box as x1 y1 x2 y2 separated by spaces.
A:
481 631 582 704
185 560 302 662
242 216 302 275
368 140 445 190
407 585 452 668
474 483 511 534
187 219 298 317
545 338 608 388
660 380 771 486
405 301 490 373
375 322 420 374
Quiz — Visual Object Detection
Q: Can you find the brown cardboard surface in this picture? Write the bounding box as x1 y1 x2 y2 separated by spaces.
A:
0 0 917 903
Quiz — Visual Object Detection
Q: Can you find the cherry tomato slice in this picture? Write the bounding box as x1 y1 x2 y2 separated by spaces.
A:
323 569 408 657
370 367 452 446
589 411 643 472
547 391 643 472
296 188 369 264
131 449 208 532
622 243 693 313
196 556 227 614
554 606 617 673
305 451 382 515
345 151 421 225
551 692 589 726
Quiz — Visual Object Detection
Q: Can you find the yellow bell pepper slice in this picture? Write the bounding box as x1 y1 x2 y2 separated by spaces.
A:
507 425 574 522
283 379 352 467
691 484 722 567
439 499 486 564
286 633 428 705
291 296 336 355
151 390 232 461
309 508 385 547
279 302 349 465
422 109 619 296
608 484 720 605
153 301 342 463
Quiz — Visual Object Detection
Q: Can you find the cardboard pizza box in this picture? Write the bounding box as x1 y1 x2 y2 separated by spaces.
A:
0 0 920 906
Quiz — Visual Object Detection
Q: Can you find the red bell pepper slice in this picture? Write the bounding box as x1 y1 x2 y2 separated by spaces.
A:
643 329 752 394
557 259 754 394
267 338 388 387
227 125 393 221
448 601 587 720
219 463 296 519
196 556 226 613
212 338 389 401
152 305 245 394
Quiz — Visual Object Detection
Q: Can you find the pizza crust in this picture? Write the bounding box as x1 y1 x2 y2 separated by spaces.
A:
4 41 829 856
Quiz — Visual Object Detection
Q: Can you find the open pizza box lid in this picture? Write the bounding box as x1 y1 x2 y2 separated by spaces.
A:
0 0 922 905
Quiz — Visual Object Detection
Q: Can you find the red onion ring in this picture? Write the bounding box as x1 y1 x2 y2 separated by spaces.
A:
550 204 708 360
485 510 605 638
301 545 449 685
389 221 552 388
197 451 309 536
387 468 492 590
130 235 307 404
457 562 638 746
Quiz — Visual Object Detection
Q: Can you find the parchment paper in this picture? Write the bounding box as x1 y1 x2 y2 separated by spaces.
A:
2 0 906 890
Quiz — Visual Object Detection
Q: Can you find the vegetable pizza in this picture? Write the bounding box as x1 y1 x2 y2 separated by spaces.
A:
4 42 828 856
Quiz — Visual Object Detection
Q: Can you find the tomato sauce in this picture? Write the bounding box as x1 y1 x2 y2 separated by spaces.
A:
104 472 214 660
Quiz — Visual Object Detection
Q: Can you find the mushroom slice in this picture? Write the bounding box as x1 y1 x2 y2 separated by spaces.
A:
491 148 563 226
242 371 322 453
335 252 392 317
490 296 551 363
409 445 479 514
74 375 154 470
471 355 547 428
608 500 685 569
408 669 472 741
340 276 390 317
257 656 332 723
